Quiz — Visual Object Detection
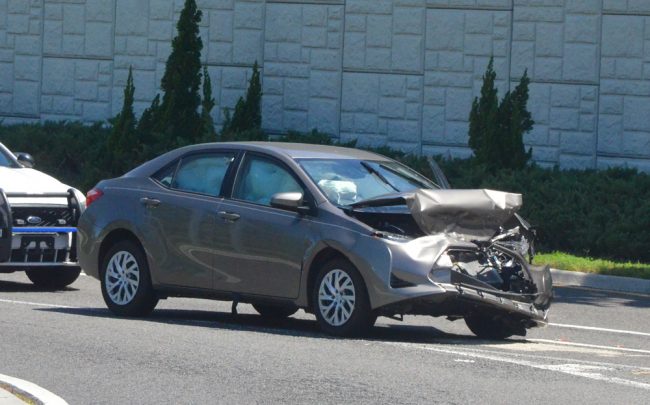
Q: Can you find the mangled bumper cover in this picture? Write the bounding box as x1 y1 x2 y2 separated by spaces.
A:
352 188 552 326
385 270 551 326
427 264 553 325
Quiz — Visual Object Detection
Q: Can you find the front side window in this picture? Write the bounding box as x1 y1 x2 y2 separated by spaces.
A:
154 153 235 197
233 156 303 206
299 159 437 206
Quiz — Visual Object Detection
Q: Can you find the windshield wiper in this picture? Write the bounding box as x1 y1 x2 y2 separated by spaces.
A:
377 163 439 189
360 161 399 193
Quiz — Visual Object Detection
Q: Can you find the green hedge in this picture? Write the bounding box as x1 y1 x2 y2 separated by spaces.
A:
2 122 649 263
437 161 650 263
0 122 109 192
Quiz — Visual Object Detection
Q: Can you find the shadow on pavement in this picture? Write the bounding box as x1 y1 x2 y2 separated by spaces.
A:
36 306 517 346
0 279 79 293
554 286 650 308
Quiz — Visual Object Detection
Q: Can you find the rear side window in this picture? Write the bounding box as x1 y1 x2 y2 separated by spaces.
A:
154 153 235 197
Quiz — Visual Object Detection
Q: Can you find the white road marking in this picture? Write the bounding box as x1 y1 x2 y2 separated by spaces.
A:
549 322 650 337
385 341 650 391
0 298 77 309
528 339 650 355
437 343 650 371
483 341 621 357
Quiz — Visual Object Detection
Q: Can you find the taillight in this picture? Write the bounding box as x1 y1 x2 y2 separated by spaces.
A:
86 188 104 207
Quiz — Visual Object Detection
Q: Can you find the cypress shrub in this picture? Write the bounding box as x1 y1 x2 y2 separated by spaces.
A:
469 58 533 170
149 0 204 151
221 61 263 140
468 58 500 167
201 66 217 141
107 67 139 176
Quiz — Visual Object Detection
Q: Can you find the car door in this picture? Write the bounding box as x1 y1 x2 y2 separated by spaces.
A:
141 151 236 290
212 153 316 298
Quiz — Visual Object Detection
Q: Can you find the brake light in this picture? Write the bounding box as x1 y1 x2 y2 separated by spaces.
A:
86 188 104 207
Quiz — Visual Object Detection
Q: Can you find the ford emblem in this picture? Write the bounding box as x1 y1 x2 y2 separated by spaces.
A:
27 216 42 225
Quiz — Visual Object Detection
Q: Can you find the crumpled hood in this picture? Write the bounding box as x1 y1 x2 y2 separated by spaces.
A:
351 189 522 240
0 167 70 195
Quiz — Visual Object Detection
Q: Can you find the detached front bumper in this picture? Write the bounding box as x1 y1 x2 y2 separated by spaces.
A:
435 281 549 325
381 266 552 327
430 265 551 324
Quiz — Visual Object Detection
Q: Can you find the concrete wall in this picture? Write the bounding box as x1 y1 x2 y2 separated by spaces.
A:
1 0 650 170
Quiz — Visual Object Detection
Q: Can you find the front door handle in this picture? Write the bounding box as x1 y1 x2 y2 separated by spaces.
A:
218 211 240 222
140 197 161 208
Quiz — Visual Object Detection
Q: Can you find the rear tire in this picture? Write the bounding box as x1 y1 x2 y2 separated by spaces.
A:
253 303 298 320
26 267 81 290
312 259 376 337
464 313 524 340
100 240 158 317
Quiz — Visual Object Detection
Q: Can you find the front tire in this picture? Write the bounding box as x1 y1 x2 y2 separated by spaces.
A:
464 313 524 340
312 259 376 337
100 240 158 317
26 266 81 290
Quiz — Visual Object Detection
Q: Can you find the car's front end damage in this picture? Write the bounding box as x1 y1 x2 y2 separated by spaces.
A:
346 189 552 337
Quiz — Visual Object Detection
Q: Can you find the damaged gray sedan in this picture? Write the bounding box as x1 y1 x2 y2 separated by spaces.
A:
78 143 552 339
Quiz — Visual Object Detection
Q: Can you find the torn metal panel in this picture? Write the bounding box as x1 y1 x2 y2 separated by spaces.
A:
351 189 523 240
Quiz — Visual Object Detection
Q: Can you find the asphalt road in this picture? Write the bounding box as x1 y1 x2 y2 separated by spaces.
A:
1 272 649 404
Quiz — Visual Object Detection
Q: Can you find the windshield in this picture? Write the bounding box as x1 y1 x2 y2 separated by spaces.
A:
299 159 438 206
0 144 18 168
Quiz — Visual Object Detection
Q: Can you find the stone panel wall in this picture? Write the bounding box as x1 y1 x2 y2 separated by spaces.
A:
598 14 650 171
263 2 343 134
1 0 650 170
423 6 511 158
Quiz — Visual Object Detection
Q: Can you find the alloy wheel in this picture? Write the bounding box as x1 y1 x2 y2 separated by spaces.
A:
105 251 140 305
318 269 356 326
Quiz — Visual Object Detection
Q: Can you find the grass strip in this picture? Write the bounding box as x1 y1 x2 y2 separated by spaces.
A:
534 252 650 280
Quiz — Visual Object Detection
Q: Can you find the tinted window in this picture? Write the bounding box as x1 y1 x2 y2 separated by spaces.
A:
168 153 235 197
233 156 303 206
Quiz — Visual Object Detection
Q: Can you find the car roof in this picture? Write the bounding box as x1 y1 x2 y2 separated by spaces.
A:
126 142 392 179
203 142 390 160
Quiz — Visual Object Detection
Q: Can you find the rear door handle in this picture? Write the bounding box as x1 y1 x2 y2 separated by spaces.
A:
140 197 161 208
218 211 240 222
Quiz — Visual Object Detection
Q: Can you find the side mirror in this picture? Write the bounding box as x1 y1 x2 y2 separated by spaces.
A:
270 192 311 215
15 152 35 168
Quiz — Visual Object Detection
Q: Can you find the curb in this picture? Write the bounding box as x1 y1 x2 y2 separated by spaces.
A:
550 268 650 295
0 374 68 405
0 386 24 405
